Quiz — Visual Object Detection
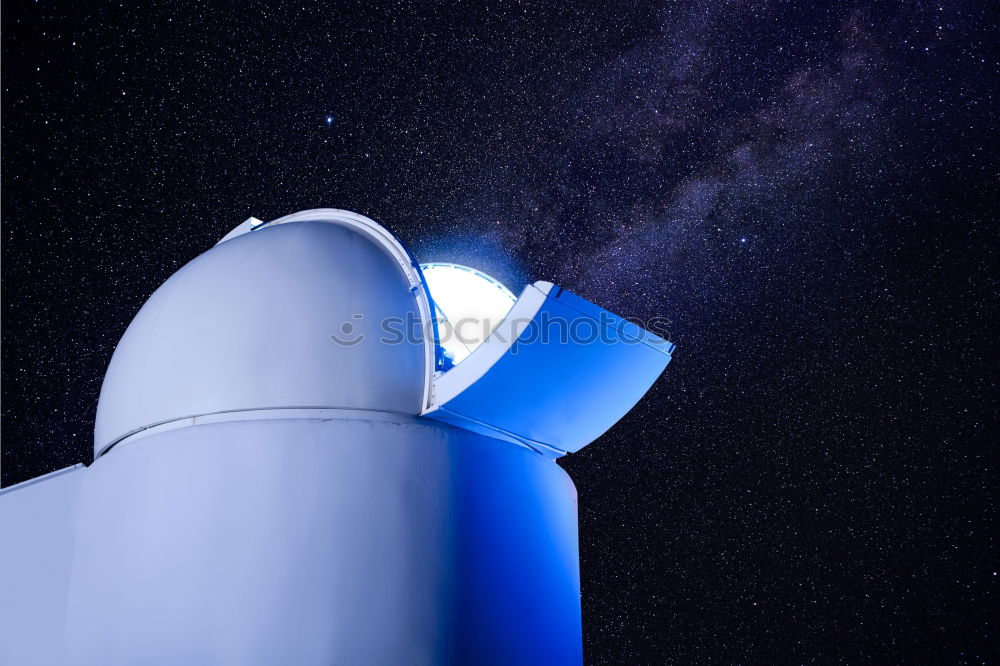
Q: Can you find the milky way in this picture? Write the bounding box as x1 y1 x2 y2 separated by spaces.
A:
2 2 995 663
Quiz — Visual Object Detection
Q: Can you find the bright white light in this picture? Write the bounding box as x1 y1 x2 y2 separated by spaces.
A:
420 263 517 365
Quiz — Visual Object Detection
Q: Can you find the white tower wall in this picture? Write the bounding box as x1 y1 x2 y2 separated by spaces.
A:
63 413 582 665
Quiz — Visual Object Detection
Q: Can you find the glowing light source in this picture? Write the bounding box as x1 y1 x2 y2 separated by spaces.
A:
420 263 517 365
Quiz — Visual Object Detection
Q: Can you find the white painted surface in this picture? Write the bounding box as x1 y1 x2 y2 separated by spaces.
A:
95 221 428 456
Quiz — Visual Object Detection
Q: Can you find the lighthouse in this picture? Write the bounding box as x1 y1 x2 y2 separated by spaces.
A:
0 209 674 665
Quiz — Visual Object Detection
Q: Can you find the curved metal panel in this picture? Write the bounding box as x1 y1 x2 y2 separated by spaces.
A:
424 282 674 455
218 208 441 394
95 221 427 456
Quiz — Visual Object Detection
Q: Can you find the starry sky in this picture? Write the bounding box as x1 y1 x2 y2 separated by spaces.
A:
2 1 996 663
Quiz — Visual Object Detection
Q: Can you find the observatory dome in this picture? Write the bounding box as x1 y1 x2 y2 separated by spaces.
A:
94 217 430 457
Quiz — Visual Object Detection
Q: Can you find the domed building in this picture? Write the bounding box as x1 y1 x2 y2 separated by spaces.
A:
0 209 674 665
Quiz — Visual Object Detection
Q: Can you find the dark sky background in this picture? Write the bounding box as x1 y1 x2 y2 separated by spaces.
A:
2 1 996 663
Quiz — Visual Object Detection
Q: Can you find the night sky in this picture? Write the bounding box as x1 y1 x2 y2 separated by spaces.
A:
2 1 996 663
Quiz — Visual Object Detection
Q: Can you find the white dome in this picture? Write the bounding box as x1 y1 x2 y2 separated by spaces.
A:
94 214 432 456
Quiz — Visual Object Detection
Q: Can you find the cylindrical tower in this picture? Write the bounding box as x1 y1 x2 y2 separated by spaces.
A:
70 214 583 665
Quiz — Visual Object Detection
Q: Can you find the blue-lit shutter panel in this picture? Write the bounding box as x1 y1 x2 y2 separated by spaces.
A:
424 282 674 456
